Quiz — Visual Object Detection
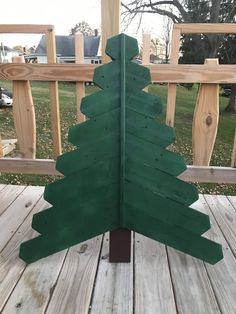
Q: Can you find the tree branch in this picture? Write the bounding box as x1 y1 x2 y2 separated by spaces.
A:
122 1 182 23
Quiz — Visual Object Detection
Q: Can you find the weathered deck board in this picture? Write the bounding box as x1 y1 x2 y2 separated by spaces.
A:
45 236 103 314
167 200 221 314
90 233 133 314
0 186 236 313
199 195 236 313
0 189 45 312
134 234 176 314
0 185 26 216
0 186 44 252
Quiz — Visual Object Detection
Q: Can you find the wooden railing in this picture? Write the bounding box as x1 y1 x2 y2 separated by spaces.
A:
0 19 235 184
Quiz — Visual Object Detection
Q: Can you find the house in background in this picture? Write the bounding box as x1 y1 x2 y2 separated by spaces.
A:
0 44 21 63
25 35 101 64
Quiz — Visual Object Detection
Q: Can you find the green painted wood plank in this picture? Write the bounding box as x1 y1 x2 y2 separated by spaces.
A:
126 134 186 176
124 182 210 234
20 211 118 264
126 209 223 265
45 158 119 206
125 159 198 206
56 133 119 175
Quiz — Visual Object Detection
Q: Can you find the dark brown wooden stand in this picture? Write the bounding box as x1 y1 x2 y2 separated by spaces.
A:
109 228 131 262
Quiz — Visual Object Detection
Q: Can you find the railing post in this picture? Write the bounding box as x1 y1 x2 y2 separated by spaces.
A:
75 32 85 123
166 27 181 127
142 33 151 92
12 56 36 159
45 26 62 159
231 130 236 168
192 59 219 166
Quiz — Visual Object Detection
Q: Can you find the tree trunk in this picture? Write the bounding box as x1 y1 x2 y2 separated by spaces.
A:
225 84 236 112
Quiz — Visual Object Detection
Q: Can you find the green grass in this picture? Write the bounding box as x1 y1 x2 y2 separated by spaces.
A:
0 81 235 194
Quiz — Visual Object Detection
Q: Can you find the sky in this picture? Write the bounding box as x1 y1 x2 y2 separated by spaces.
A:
0 0 165 48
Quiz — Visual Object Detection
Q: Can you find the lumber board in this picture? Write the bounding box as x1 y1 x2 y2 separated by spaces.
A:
75 32 85 123
192 59 219 166
199 195 236 313
231 130 236 167
90 233 133 314
45 236 102 314
174 23 236 34
166 27 180 126
0 139 17 157
12 56 36 158
46 28 61 158
0 184 7 192
2 248 66 313
167 247 220 313
101 0 120 63
0 186 44 252
227 196 236 209
0 158 235 183
0 195 47 312
134 233 176 314
204 194 236 256
0 24 54 34
2 63 236 83
0 185 26 216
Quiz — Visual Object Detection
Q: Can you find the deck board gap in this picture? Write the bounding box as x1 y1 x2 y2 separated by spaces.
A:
202 262 223 314
166 247 179 314
87 234 105 314
0 185 27 217
43 248 70 314
1 263 28 312
226 195 236 211
0 194 44 254
203 194 236 260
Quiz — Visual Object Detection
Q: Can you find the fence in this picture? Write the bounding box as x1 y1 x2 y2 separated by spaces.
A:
0 1 235 184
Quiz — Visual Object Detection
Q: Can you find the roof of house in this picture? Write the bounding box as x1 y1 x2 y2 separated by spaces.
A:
36 35 100 57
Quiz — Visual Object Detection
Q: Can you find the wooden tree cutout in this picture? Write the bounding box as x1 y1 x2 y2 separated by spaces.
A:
19 34 223 265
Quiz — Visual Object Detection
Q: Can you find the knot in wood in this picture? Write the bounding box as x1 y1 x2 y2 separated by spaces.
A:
206 115 212 126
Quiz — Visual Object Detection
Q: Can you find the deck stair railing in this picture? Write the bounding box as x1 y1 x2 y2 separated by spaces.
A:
0 21 235 185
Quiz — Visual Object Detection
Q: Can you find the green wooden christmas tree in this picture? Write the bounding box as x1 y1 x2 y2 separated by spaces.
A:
19 34 223 264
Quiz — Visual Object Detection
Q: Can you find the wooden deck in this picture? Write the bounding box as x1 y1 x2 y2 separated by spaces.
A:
0 184 236 313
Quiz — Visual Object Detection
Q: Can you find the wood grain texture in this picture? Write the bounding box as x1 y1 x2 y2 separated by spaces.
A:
2 63 236 83
75 32 86 123
204 194 236 256
90 233 133 314
0 138 17 157
166 28 180 126
12 56 36 158
167 249 220 314
142 33 151 92
2 249 66 313
231 130 236 167
0 24 54 33
192 59 219 166
227 195 236 209
134 233 176 314
0 184 26 216
45 28 61 158
0 194 47 312
199 195 236 314
0 186 44 252
0 158 235 183
101 0 120 64
46 236 102 314
175 23 236 34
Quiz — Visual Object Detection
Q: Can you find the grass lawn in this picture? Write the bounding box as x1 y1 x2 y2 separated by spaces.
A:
0 80 235 195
